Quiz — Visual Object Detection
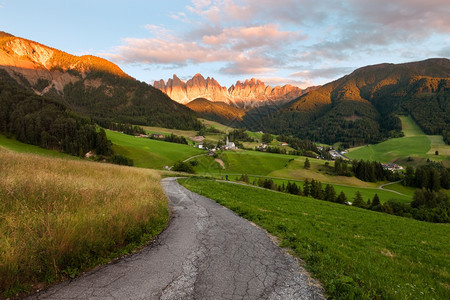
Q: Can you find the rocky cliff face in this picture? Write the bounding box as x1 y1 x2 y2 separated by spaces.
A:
154 74 312 108
0 31 130 96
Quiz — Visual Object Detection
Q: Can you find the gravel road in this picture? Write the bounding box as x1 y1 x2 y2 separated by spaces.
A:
29 177 324 300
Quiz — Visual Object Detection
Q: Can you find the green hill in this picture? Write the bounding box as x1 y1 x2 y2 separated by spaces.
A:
347 116 450 166
243 59 450 146
106 130 203 169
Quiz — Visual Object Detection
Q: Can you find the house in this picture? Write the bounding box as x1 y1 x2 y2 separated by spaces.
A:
151 133 165 139
191 135 205 142
279 142 288 146
382 163 404 172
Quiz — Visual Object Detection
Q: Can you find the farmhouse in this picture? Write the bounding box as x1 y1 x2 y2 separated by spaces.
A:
382 163 404 172
151 133 165 139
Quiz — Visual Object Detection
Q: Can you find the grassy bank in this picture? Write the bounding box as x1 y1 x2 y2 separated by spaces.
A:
0 150 169 297
106 129 203 169
0 134 74 159
180 178 450 299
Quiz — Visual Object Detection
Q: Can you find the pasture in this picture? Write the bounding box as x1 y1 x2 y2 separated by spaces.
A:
180 178 450 300
347 116 450 164
106 130 203 169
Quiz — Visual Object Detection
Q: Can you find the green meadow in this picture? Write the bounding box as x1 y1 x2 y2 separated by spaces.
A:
180 178 450 300
0 134 75 159
193 150 298 176
347 116 450 164
106 130 203 169
230 175 412 204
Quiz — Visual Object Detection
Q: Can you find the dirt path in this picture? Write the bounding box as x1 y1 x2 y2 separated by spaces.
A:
29 178 324 300
214 158 225 169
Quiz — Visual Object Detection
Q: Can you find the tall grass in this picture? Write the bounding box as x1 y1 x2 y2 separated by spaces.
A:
0 150 169 297
180 178 450 299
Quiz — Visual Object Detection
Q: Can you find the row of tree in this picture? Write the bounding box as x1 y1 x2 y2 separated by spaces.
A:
333 158 401 182
150 133 188 145
95 120 146 136
403 163 450 191
237 175 449 223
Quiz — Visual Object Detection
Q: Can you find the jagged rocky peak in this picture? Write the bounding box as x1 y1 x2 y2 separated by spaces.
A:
153 74 310 107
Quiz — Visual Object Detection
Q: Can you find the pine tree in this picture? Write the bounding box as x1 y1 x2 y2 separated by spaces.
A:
371 194 381 207
303 179 310 197
324 184 336 202
337 191 347 204
353 191 364 207
304 158 310 169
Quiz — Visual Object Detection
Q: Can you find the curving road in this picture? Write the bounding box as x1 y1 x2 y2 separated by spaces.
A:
29 177 324 300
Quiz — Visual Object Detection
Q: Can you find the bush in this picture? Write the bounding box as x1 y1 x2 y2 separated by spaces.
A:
172 161 196 173
108 154 134 166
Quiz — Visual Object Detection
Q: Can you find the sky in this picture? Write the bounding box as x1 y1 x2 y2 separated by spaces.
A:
1 0 449 88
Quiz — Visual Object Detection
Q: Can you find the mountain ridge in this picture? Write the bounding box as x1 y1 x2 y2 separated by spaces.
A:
246 58 450 145
153 73 317 108
0 32 201 130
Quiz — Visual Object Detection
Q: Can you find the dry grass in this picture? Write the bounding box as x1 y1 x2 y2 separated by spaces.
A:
0 149 169 297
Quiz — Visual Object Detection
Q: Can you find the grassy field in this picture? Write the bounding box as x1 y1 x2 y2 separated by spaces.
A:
180 178 450 300
0 134 75 159
199 118 233 133
106 129 203 169
230 176 412 204
193 150 298 176
193 151 383 188
0 150 169 297
347 116 450 164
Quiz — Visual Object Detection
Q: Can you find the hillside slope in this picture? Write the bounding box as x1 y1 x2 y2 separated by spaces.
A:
245 59 450 145
186 98 245 126
0 32 200 130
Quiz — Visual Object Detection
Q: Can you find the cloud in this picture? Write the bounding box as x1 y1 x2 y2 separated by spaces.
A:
437 46 450 57
202 24 303 51
290 67 353 80
104 0 450 83
256 76 315 89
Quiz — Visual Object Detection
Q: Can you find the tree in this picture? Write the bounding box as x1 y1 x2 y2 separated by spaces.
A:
172 161 195 174
304 158 310 169
371 194 381 207
404 166 414 186
324 184 336 202
435 150 439 155
353 191 364 207
303 179 310 197
336 191 347 204
262 132 273 144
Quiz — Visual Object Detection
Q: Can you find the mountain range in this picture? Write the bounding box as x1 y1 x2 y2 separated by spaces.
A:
246 58 450 146
0 31 448 147
153 74 316 108
0 31 200 130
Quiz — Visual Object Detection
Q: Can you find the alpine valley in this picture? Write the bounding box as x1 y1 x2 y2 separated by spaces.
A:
1 31 449 149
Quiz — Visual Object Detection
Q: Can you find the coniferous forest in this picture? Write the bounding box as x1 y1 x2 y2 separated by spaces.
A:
0 74 112 157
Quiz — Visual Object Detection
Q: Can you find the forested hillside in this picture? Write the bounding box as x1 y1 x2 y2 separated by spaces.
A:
243 59 450 145
0 32 202 131
0 70 111 156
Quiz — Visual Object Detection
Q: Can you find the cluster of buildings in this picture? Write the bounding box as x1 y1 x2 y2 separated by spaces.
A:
381 163 404 172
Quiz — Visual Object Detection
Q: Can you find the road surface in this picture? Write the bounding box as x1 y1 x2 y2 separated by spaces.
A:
29 177 324 300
